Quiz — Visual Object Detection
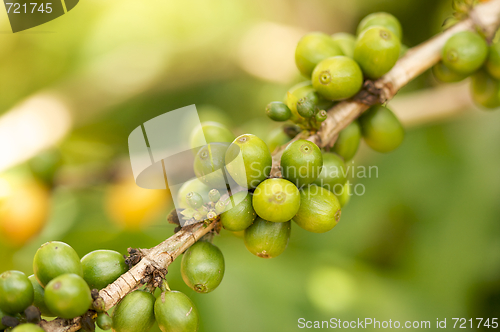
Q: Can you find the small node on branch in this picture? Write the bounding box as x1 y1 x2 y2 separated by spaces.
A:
25 305 41 324
125 247 142 268
81 311 97 332
353 80 384 105
140 265 168 289
91 289 105 312
140 265 154 285
91 289 100 300
151 268 168 288
2 315 20 328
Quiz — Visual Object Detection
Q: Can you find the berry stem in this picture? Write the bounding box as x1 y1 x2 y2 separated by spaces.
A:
160 279 171 292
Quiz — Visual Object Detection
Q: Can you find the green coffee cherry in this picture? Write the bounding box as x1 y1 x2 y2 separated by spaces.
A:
244 218 291 258
336 181 352 207
0 271 34 315
470 70 500 109
295 32 343 77
96 312 113 330
186 192 204 209
225 134 272 189
181 241 225 294
194 143 231 189
296 97 316 118
155 291 199 332
331 32 356 58
112 290 156 332
33 241 83 287
208 189 220 203
44 273 92 319
252 179 300 223
285 82 332 123
359 105 405 153
266 127 291 152
357 12 402 40
294 185 341 233
266 102 292 122
332 121 361 161
432 61 468 83
281 139 323 187
354 26 401 79
312 56 363 100
315 110 327 123
12 324 45 332
442 31 488 75
81 250 128 290
486 41 500 79
190 121 235 152
177 178 210 209
220 191 256 231
28 275 54 317
313 152 347 192
215 200 226 214
285 82 313 123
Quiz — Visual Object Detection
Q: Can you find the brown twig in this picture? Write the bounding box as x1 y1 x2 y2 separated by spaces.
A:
40 1 500 330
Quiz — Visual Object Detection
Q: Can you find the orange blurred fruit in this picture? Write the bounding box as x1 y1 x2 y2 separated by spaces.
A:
0 178 50 247
105 178 172 231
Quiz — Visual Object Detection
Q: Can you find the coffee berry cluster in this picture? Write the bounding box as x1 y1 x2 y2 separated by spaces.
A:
435 29 500 109
266 12 406 156
0 240 205 332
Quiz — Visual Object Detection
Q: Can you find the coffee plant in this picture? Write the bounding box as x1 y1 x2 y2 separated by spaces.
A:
1 1 500 331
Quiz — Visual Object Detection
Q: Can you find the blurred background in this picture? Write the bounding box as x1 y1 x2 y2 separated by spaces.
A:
0 0 499 331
